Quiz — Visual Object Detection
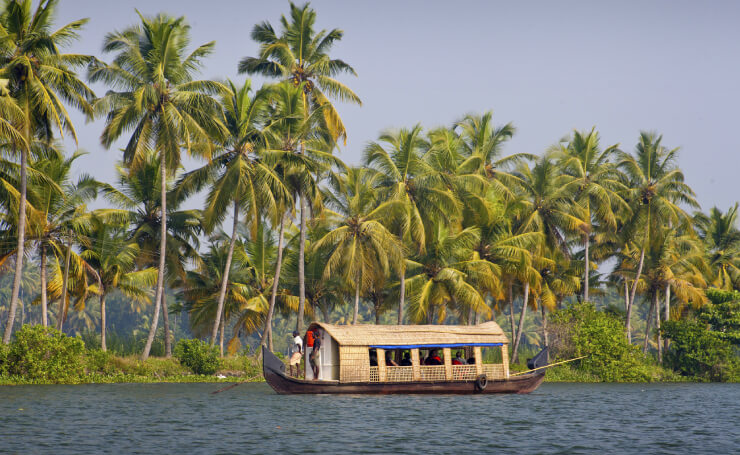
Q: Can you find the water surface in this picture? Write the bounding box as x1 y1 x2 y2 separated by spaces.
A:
1 382 738 454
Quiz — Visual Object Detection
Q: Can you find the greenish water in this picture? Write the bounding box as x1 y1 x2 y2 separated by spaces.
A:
1 383 738 454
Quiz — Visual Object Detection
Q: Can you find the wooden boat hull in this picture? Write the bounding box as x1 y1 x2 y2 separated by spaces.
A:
262 345 545 395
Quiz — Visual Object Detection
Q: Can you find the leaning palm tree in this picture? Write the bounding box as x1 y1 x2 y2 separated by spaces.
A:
314 167 405 323
100 153 203 357
694 204 740 291
240 2 361 335
90 12 226 359
617 131 699 343
1 0 95 344
177 79 289 347
263 81 342 332
554 128 627 302
80 222 157 351
364 125 460 323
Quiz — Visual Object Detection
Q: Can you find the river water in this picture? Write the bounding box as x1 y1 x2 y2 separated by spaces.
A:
1 382 738 454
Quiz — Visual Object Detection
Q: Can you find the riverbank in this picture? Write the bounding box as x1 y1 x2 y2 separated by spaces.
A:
0 355 701 386
0 353 263 385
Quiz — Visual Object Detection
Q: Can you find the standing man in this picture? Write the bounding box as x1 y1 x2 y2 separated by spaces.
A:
309 329 322 380
289 330 303 377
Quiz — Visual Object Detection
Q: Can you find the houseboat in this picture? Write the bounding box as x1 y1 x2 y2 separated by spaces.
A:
262 321 548 394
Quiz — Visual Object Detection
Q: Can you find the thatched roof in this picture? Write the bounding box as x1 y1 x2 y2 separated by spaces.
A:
307 321 508 347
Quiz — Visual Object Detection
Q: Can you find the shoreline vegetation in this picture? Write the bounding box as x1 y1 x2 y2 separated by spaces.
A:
1 1 739 387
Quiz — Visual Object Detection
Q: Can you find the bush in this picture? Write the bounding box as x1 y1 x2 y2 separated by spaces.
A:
7 325 85 382
662 319 739 382
174 339 221 375
548 302 652 382
0 342 9 376
85 349 117 376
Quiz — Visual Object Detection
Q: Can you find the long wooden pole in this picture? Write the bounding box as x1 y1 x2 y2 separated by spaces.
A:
509 355 587 377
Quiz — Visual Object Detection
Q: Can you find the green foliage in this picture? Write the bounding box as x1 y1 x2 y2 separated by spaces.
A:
705 288 740 305
549 302 653 381
0 342 8 376
699 300 740 346
6 325 85 382
174 339 221 375
662 319 739 381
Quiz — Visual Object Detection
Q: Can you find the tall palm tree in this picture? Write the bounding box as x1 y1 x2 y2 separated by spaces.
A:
100 153 203 357
453 111 526 198
90 12 225 359
177 79 289 346
364 125 459 323
263 81 341 332
26 151 100 329
314 166 405 323
694 204 740 291
80 222 157 351
1 0 95 344
618 132 698 343
554 128 626 302
240 2 361 334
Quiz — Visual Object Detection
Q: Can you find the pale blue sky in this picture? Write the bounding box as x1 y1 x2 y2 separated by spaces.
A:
58 0 740 212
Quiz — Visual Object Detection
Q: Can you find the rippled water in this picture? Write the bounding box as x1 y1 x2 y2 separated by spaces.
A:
1 382 738 454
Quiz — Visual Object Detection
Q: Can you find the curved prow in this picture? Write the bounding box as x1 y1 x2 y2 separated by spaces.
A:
526 346 549 370
262 345 286 376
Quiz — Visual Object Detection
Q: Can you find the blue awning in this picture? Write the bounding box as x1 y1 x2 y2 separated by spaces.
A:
370 343 503 349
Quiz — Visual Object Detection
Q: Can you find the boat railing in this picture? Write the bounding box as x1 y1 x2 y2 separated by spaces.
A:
451 364 477 381
386 366 413 382
482 363 506 380
419 365 446 381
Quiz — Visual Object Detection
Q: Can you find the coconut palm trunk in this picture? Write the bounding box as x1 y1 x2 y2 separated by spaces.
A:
541 305 549 347
626 246 645 343
161 291 172 357
507 280 516 344
142 156 168 360
583 233 590 302
210 201 240 347
663 283 671 353
296 193 307 333
100 292 107 352
352 274 361 324
3 146 27 344
40 248 48 327
261 214 286 352
219 312 225 357
397 267 406 325
511 281 530 364
643 290 657 354
655 291 662 363
56 231 73 332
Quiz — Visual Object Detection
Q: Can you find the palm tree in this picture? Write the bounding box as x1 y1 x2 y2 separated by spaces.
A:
404 224 496 325
618 132 699 343
100 153 203 357
263 81 342 332
453 111 526 198
240 2 361 334
364 125 459 323
90 12 225 359
177 79 289 346
26 150 100 329
554 128 626 302
80 222 157 351
314 167 405 323
694 204 740 291
1 0 95 344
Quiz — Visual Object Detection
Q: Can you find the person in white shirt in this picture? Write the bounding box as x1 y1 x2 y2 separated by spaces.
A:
289 330 303 377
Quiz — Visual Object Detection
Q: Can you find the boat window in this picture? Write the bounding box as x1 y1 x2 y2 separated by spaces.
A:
481 346 503 364
369 348 378 366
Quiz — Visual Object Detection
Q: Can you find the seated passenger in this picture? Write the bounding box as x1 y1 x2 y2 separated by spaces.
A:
385 351 399 366
452 351 468 365
400 352 412 366
425 349 442 365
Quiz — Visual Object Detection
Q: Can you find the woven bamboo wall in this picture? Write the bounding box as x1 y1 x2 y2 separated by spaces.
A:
377 348 387 382
482 364 506 380
339 346 370 382
501 344 509 378
411 349 420 381
443 348 452 380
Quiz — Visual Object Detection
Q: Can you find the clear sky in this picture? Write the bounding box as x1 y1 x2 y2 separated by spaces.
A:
58 0 740 212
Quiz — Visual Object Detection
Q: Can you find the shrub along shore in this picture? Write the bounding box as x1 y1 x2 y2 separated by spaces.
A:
2 299 737 385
